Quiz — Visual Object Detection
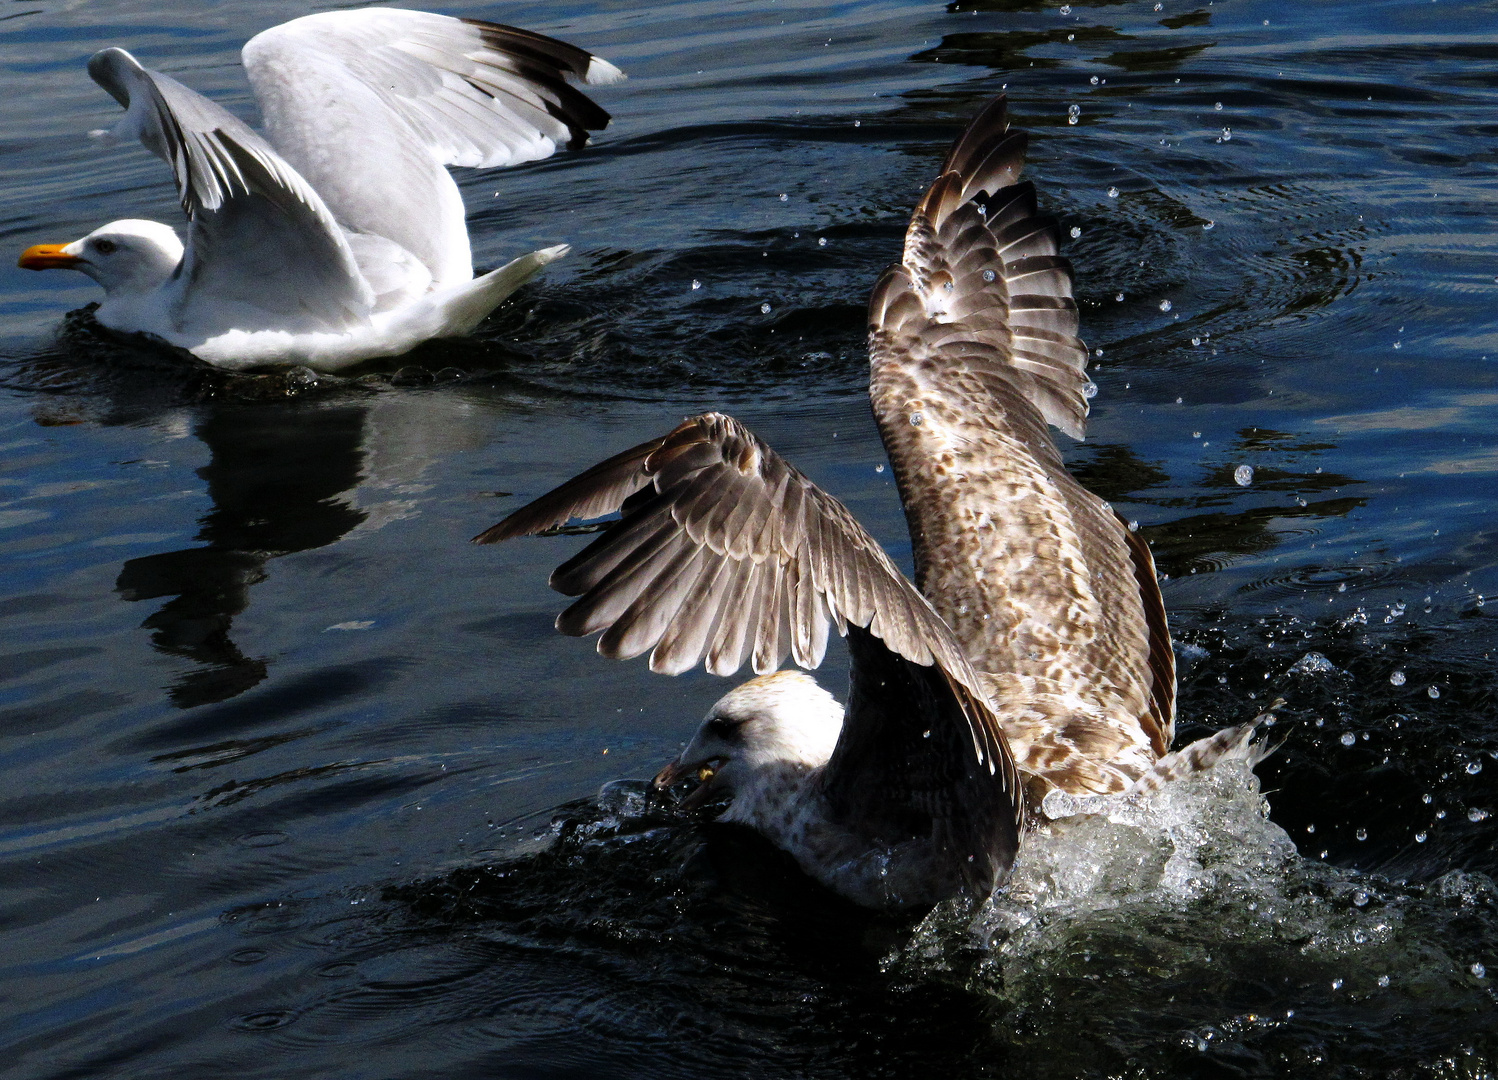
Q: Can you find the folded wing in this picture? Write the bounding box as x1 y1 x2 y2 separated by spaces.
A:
243 9 622 287
476 412 1022 888
88 47 371 334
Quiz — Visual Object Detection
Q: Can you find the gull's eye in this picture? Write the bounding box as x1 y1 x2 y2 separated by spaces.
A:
706 715 742 741
93 239 117 255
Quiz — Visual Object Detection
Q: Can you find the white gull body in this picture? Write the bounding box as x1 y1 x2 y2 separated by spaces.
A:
18 9 622 371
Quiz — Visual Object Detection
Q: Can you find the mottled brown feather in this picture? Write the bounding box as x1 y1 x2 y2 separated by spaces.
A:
867 95 1176 796
476 412 1023 889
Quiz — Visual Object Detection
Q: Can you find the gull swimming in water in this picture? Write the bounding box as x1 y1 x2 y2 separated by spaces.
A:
17 9 622 371
476 97 1259 910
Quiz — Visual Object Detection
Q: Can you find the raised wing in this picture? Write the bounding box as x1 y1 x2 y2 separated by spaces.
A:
867 96 1175 794
88 48 371 334
476 412 1022 887
243 9 621 287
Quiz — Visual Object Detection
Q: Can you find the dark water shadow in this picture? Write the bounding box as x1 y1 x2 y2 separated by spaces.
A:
113 403 368 708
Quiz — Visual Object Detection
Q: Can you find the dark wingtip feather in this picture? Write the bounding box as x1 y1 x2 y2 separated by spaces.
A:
940 95 1011 178
460 18 616 139
471 434 668 545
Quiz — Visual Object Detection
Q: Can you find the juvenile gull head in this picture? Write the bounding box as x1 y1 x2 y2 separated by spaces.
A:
654 671 843 810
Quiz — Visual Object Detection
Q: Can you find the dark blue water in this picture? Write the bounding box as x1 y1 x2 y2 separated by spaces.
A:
1 0 1496 1075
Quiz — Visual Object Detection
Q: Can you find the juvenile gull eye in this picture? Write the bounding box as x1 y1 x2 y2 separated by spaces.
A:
706 715 741 740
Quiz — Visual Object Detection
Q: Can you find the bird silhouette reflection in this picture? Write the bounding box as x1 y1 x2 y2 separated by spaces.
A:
116 403 368 708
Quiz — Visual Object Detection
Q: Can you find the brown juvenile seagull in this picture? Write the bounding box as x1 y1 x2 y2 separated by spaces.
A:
476 96 1241 910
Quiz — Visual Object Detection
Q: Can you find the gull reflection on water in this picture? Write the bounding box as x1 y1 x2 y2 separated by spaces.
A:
111 389 493 707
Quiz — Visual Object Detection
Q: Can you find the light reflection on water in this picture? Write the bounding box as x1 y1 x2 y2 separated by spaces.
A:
0 0 1496 1074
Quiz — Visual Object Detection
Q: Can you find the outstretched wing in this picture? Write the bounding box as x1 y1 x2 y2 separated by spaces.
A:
476 412 1022 889
88 47 371 334
868 96 1175 793
243 9 622 287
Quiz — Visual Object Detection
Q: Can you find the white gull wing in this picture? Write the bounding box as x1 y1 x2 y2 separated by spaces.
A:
867 96 1175 796
88 47 372 335
242 9 622 289
475 412 1023 894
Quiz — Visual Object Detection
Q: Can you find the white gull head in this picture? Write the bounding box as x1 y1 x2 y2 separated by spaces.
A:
57 220 183 297
654 671 843 811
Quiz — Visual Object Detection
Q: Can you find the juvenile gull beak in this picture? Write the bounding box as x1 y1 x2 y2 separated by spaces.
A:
652 755 725 812
18 243 82 271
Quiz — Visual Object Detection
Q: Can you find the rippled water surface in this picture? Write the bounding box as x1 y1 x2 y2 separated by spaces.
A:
2 0 1497 1076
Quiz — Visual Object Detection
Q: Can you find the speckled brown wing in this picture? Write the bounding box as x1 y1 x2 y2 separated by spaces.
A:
474 412 1023 887
867 96 1175 796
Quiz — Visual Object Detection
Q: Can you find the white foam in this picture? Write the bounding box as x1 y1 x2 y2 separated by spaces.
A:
890 759 1463 1006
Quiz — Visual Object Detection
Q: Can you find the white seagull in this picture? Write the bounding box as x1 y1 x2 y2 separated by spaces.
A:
476 97 1259 910
18 8 622 371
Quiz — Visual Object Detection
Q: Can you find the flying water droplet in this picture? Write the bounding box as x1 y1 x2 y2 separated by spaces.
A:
1192 337 1201 346
1203 220 1215 230
1083 381 1098 399
1115 292 1125 301
1234 464 1254 486
691 279 701 290
909 412 925 427
1331 978 1343 990
1159 299 1173 312
1222 127 1232 141
1416 831 1428 843
1378 974 1390 987
1473 963 1487 979
778 192 788 202
760 302 772 314
1090 75 1100 86
1467 761 1483 775
1070 226 1082 238
1059 3 1071 12
1340 732 1356 747
1215 102 1223 111
1428 685 1440 699
1470 807 1490 822
1108 186 1119 198
982 268 996 282
1356 828 1368 841
818 237 828 246
1390 670 1406 686
1352 890 1369 906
